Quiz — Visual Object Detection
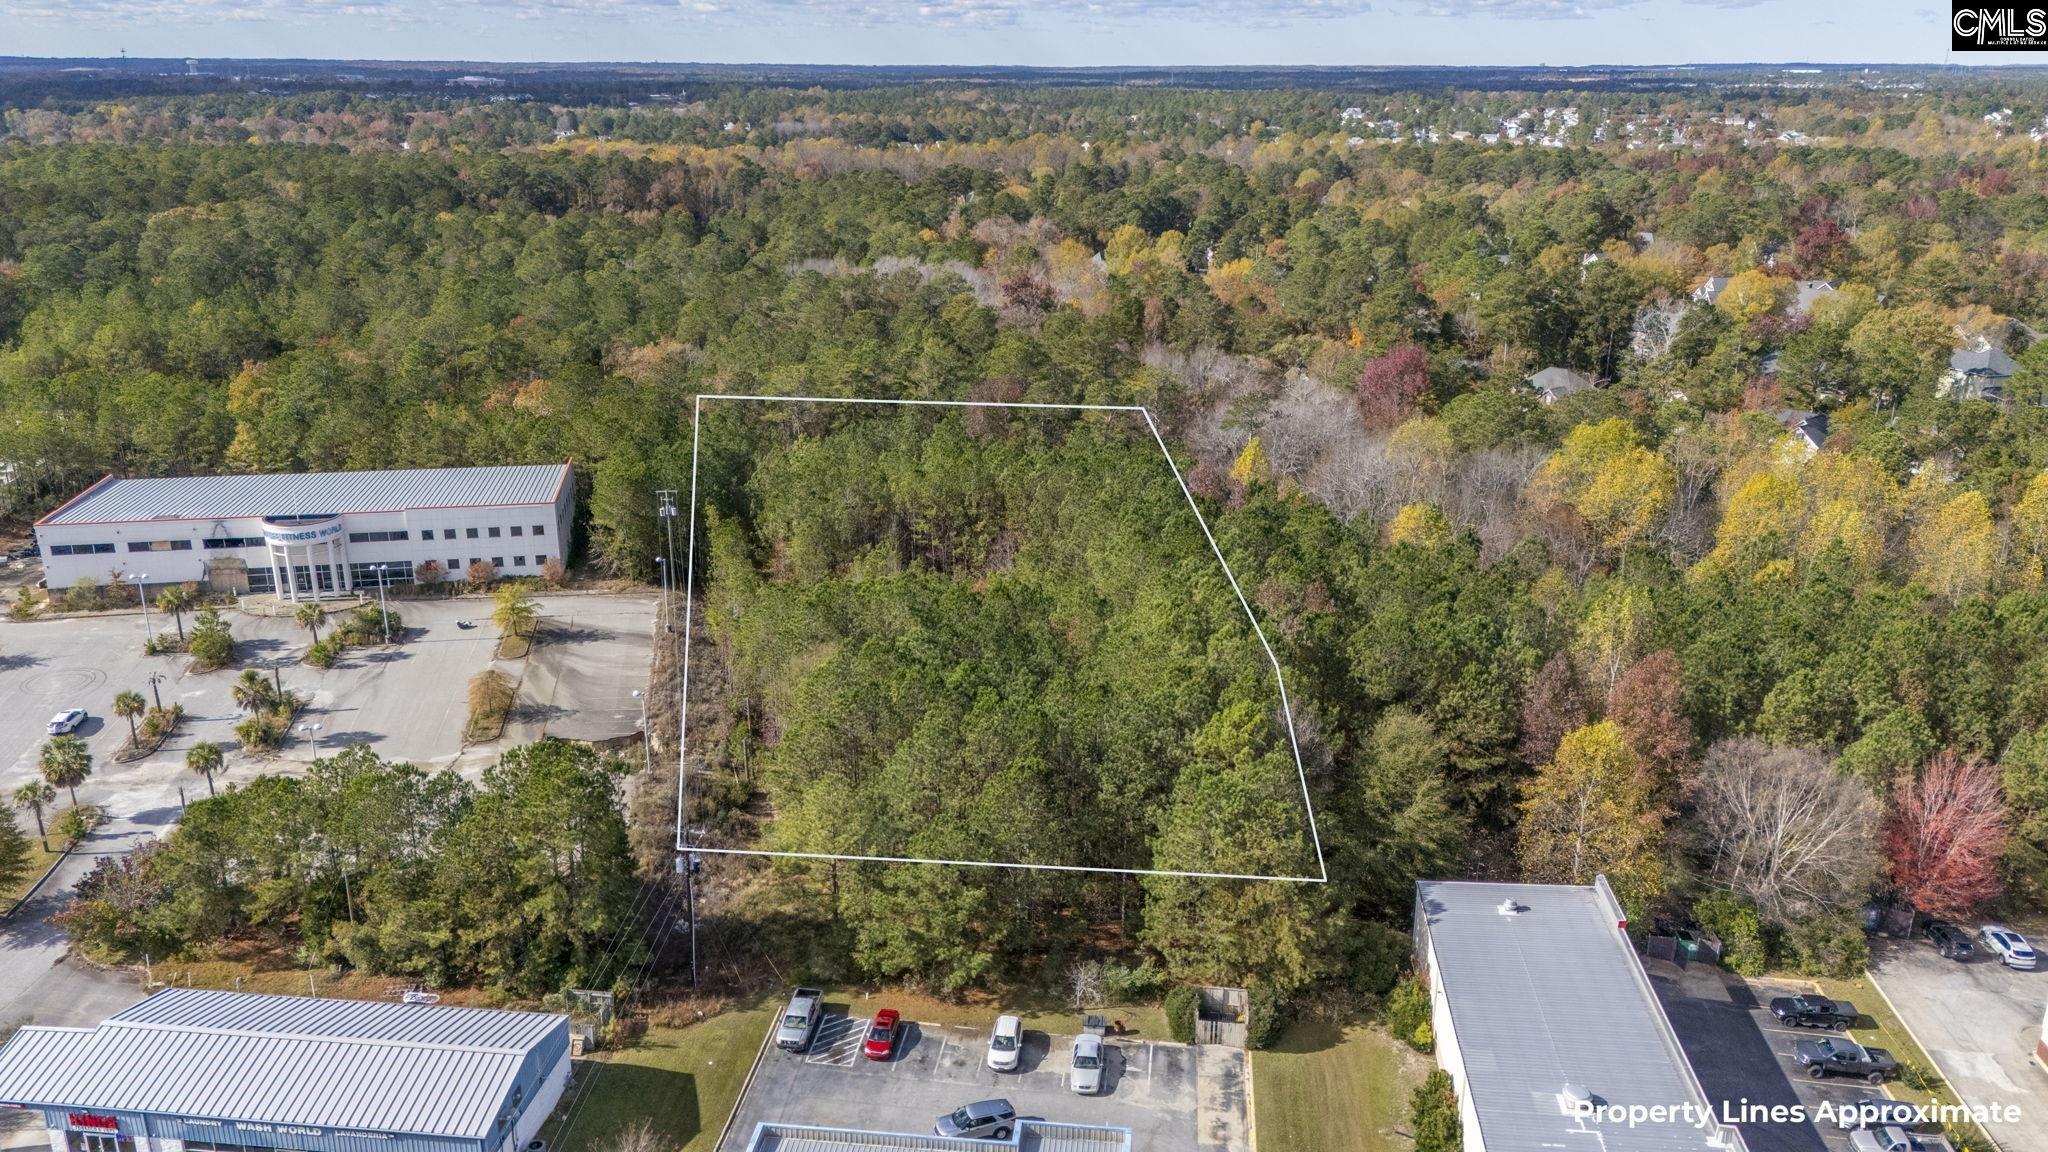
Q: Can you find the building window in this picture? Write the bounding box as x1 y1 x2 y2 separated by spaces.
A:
488 526 501 538
127 539 192 552
246 568 276 594
534 553 546 566
202 536 263 549
466 527 479 539
347 530 411 544
510 525 523 537
533 524 546 536
448 558 460 571
492 556 504 568
50 543 117 556
514 556 526 567
350 562 413 585
443 529 456 540
470 557 482 568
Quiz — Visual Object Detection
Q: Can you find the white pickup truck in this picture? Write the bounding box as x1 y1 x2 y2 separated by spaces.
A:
775 987 824 1052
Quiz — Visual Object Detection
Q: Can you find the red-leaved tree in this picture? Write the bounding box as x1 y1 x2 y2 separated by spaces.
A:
1519 651 1588 768
1886 751 2008 918
1607 650 1694 792
1356 343 1430 433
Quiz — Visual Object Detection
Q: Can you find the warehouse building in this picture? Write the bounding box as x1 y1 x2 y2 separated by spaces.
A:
1412 877 1745 1152
0 989 570 1152
34 464 575 602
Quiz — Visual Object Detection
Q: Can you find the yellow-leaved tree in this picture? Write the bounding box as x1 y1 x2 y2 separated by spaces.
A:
1712 268 1786 324
1388 502 1455 549
1529 418 1676 553
1910 489 1997 600
1517 721 1667 908
1229 437 1271 488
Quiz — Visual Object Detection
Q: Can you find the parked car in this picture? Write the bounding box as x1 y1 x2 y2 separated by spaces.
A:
1793 1037 1897 1084
1977 925 2037 970
1848 1126 1955 1152
1836 1099 1926 1131
774 987 824 1052
863 1008 901 1061
934 1099 1016 1140
6 544 36 561
1070 1032 1104 1095
986 1014 1022 1072
1923 920 1975 961
1768 994 1857 1029
46 708 86 735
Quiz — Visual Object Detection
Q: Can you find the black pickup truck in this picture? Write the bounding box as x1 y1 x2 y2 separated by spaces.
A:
1794 1037 1898 1084
1768 994 1858 1029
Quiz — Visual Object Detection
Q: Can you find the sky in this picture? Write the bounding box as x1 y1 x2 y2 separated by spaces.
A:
0 0 2013 68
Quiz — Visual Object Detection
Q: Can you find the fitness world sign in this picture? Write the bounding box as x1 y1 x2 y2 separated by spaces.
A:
1954 4 2048 48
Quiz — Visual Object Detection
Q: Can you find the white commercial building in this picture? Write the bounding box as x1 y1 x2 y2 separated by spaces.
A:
1412 877 1745 1152
34 464 574 602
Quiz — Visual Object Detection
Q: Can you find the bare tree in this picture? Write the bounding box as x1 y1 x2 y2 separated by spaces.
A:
601 1121 666 1152
1066 959 1107 1011
1691 738 1882 921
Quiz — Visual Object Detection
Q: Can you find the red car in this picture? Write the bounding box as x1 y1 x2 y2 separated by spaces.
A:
863 1009 902 1060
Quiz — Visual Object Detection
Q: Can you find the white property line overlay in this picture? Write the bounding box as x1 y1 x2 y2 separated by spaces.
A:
676 393 1329 884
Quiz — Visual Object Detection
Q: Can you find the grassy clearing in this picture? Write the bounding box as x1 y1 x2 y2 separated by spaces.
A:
551 1003 777 1152
496 633 532 660
2 838 64 909
1252 1020 1427 1152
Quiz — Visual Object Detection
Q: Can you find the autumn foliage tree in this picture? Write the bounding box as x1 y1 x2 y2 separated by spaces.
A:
1886 751 2008 918
1607 650 1693 791
1518 721 1667 907
1357 343 1431 433
1519 652 1588 768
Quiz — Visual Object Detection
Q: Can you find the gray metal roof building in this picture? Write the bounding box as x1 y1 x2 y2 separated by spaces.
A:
744 1121 1131 1152
0 990 571 1152
38 465 571 526
1413 878 1744 1152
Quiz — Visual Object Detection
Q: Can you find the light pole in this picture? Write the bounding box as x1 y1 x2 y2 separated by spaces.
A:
146 671 165 713
372 564 391 643
631 689 651 775
121 571 150 635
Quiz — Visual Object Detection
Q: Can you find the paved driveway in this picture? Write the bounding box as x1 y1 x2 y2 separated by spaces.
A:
716 1006 1226 1152
1869 936 2047 1152
1649 959 1892 1152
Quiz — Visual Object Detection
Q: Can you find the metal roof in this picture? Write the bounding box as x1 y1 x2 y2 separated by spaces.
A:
37 464 571 527
745 1121 1131 1152
1416 880 1741 1152
0 990 567 1140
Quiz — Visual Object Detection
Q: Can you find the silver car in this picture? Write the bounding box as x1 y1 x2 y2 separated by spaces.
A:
1070 1033 1104 1094
935 1099 1016 1140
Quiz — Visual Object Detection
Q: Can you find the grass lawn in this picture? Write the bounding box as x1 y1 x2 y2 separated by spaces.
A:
1252 1020 1427 1152
1 838 64 909
550 1002 777 1152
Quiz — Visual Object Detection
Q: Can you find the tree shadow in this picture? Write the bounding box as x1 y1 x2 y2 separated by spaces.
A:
543 624 611 646
0 652 46 672
315 730 387 749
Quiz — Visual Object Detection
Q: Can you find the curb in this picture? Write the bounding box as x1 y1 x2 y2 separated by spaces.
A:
2 842 75 920
1865 965 2007 1152
711 1015 776 1152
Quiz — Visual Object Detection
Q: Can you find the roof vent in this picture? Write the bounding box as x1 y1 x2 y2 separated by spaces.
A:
1498 898 1524 916
1558 1083 1594 1117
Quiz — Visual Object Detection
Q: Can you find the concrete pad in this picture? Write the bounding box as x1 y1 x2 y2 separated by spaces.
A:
1868 936 2048 1152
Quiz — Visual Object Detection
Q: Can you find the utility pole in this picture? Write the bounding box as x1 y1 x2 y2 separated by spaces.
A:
655 486 696 991
373 564 391 643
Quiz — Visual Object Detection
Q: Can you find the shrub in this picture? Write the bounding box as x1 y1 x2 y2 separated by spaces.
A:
140 704 184 742
1244 985 1288 1050
63 578 104 612
143 633 180 655
1782 911 1870 979
10 587 38 621
467 559 498 585
1384 974 1433 1052
188 625 233 669
1410 1069 1461 1152
415 560 444 585
540 556 567 586
304 638 340 668
1164 985 1199 1045
54 804 105 845
1101 961 1162 1003
1348 920 1411 1004
235 712 289 752
1694 892 1769 976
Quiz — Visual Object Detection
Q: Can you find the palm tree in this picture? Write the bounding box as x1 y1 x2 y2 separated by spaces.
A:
491 583 539 638
156 584 195 642
232 668 275 714
186 741 224 797
12 780 55 851
296 601 324 644
112 689 146 743
38 736 91 807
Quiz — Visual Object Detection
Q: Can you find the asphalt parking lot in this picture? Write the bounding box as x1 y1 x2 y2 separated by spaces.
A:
716 1006 1221 1152
1650 959 1892 1152
1869 934 2047 1152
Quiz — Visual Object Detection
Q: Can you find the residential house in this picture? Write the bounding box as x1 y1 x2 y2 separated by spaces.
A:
1528 366 1597 405
1941 343 2018 403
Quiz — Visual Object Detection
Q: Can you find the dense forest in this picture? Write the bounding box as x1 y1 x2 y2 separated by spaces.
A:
10 70 2048 1003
